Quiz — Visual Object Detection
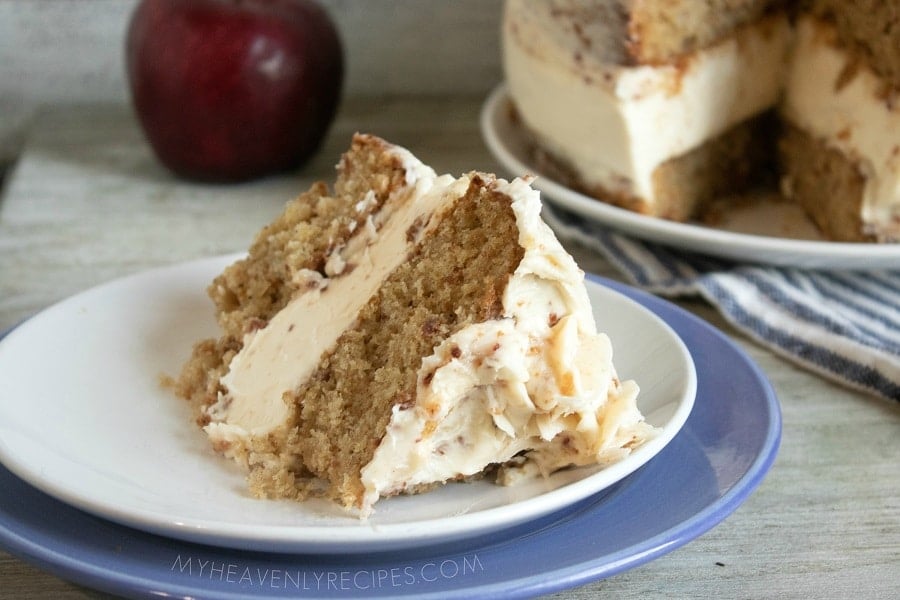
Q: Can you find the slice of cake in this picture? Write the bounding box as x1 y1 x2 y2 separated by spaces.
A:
174 134 656 515
502 0 790 221
779 2 900 242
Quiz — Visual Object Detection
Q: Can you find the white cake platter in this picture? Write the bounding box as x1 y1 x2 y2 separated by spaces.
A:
482 84 900 271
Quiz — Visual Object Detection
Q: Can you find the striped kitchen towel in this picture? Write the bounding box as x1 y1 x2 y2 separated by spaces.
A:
543 205 900 402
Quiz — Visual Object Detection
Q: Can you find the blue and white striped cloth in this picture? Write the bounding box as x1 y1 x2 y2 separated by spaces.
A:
543 205 900 402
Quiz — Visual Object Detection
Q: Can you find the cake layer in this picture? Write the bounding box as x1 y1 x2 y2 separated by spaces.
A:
207 170 460 438
781 15 900 242
804 0 900 89
627 0 781 64
503 0 780 67
779 124 872 242
649 111 778 220
503 8 790 214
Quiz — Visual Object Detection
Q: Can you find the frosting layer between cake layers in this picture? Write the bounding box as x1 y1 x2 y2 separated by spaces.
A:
503 0 790 207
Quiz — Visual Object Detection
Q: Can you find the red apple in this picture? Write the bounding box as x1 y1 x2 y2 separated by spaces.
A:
126 0 343 182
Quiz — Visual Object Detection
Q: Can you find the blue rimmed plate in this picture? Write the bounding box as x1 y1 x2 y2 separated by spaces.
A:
0 273 779 599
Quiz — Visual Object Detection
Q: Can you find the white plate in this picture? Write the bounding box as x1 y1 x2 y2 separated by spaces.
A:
482 84 900 270
0 255 695 554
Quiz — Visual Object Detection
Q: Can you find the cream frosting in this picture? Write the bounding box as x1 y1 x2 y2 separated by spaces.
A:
781 16 900 242
503 2 790 205
359 177 652 512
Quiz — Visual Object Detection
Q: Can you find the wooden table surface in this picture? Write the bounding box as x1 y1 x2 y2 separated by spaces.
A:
0 98 897 600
